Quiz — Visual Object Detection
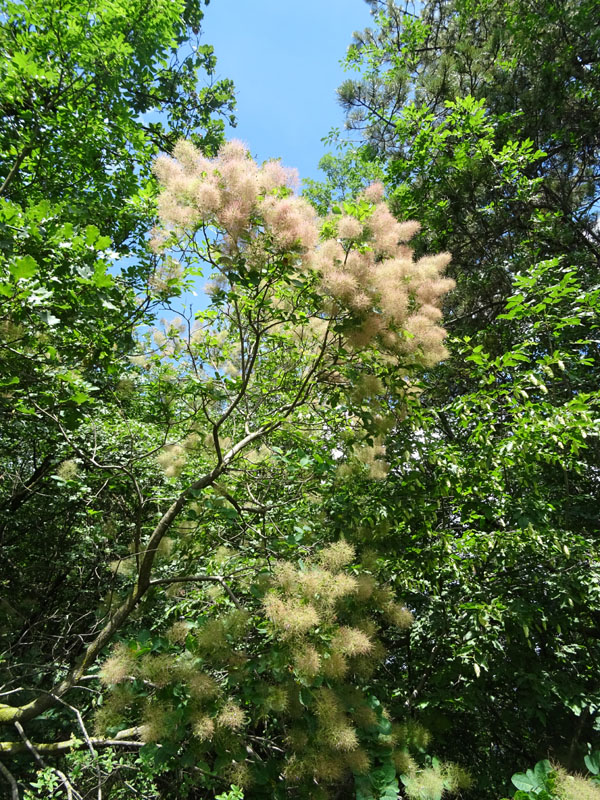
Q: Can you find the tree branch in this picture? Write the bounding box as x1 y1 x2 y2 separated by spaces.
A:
14 721 79 800
150 574 243 609
0 729 144 757
0 758 19 800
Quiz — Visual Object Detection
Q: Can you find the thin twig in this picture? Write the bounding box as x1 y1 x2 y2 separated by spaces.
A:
0 758 19 800
14 722 80 800
14 721 45 768
149 574 243 610
49 695 101 800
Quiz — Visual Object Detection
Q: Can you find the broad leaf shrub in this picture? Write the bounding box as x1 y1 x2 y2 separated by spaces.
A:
502 757 600 800
97 544 471 798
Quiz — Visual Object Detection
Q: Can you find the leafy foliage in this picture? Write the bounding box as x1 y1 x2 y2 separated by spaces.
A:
302 0 600 795
0 116 456 796
334 0 600 334
501 756 600 800
1 0 600 797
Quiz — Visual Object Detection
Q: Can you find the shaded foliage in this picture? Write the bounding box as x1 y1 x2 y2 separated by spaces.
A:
303 0 600 795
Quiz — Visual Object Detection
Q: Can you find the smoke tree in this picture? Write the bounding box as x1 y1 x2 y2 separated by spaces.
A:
0 137 458 798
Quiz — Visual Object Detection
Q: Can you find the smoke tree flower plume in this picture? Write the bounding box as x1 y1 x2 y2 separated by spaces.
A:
95 529 470 794
151 138 454 369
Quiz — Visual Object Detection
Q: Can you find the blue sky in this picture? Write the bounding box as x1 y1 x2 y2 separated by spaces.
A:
200 0 374 182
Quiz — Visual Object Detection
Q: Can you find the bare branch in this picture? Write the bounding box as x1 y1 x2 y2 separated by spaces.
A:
0 758 19 800
14 721 80 800
0 730 144 757
150 574 243 610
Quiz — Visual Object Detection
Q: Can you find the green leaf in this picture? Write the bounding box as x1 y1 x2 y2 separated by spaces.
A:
355 775 375 800
39 311 60 326
85 225 100 245
10 255 38 280
585 752 600 775
512 761 551 792
534 760 552 781
69 392 90 404
511 773 538 792
94 272 113 288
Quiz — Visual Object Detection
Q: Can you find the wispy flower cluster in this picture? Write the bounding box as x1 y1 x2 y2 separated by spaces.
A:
262 594 321 639
153 140 454 368
260 544 412 686
99 642 135 685
156 443 187 478
95 542 467 797
153 138 317 256
312 185 455 365
335 435 390 481
401 759 473 799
